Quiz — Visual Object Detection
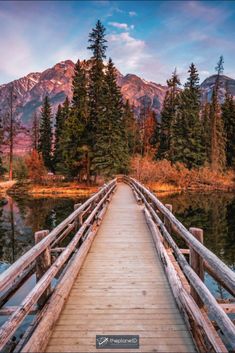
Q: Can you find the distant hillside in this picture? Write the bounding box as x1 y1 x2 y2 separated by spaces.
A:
200 74 235 102
0 60 167 126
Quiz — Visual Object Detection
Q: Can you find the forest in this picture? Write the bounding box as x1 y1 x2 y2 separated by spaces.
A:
1 20 235 190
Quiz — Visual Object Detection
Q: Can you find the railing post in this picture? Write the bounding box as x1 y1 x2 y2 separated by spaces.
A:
74 203 82 231
189 227 204 308
163 204 172 249
34 230 51 308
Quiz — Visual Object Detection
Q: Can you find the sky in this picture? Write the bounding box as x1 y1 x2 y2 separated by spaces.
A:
0 0 235 85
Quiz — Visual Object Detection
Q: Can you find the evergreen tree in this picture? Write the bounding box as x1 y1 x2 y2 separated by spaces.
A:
92 58 128 176
38 96 53 171
222 89 235 167
31 112 39 151
157 69 181 159
170 63 206 168
87 20 107 176
53 104 63 171
210 56 226 171
62 61 88 178
201 101 211 164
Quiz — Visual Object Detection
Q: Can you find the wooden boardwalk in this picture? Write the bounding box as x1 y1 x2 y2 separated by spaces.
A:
46 183 196 352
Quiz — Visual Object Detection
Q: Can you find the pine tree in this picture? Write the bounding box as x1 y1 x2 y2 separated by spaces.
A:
222 89 235 167
31 113 39 151
201 101 211 164
210 56 226 171
38 96 53 171
87 20 107 176
157 69 181 159
53 104 63 172
170 63 206 168
92 58 128 176
62 60 90 180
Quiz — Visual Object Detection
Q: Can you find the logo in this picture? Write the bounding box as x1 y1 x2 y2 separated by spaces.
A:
96 335 139 349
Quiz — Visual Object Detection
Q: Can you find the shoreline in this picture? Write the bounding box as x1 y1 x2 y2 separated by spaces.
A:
0 180 234 199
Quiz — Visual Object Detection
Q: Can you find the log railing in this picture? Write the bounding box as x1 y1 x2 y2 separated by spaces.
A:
125 176 235 352
0 179 117 352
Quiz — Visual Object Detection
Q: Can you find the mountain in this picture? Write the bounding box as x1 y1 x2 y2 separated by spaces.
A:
0 60 167 126
200 74 235 102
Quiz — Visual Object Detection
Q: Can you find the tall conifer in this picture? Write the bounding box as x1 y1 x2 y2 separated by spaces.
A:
222 89 235 167
170 63 206 168
210 56 226 171
157 69 181 159
38 96 53 171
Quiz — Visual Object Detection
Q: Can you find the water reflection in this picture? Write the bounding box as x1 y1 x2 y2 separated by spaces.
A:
0 194 87 272
158 191 235 299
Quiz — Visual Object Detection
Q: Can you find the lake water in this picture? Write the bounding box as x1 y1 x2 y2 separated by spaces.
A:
0 190 234 348
158 190 235 299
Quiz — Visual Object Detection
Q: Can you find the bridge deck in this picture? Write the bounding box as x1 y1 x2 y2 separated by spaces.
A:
46 183 196 352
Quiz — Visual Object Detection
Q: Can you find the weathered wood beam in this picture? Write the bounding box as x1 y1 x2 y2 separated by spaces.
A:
0 306 37 316
189 227 204 308
35 230 52 308
50 223 74 248
144 207 227 353
0 263 35 308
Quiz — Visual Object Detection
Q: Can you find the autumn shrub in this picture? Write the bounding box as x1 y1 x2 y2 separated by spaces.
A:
130 155 235 190
25 150 47 184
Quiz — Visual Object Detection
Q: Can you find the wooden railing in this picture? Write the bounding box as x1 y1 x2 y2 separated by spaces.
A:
0 179 117 352
125 176 235 353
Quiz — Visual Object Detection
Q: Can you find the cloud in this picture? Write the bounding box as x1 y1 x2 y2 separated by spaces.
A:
182 1 229 23
129 11 137 17
108 22 134 30
108 32 150 71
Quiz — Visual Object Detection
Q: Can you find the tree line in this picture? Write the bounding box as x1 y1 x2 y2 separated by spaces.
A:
156 57 235 171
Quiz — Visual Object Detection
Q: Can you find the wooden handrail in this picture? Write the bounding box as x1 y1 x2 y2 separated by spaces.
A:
128 177 235 297
0 180 116 351
0 179 116 293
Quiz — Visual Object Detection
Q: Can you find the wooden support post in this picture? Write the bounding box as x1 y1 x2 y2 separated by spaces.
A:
74 203 82 231
35 230 51 308
163 204 172 248
189 227 204 308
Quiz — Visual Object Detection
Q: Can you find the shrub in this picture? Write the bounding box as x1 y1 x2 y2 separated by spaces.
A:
130 155 235 190
25 150 47 184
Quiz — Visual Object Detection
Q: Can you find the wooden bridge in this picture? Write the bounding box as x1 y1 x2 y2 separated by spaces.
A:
0 177 235 352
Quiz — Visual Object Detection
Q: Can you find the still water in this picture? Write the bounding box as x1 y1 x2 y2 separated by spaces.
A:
158 191 235 299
